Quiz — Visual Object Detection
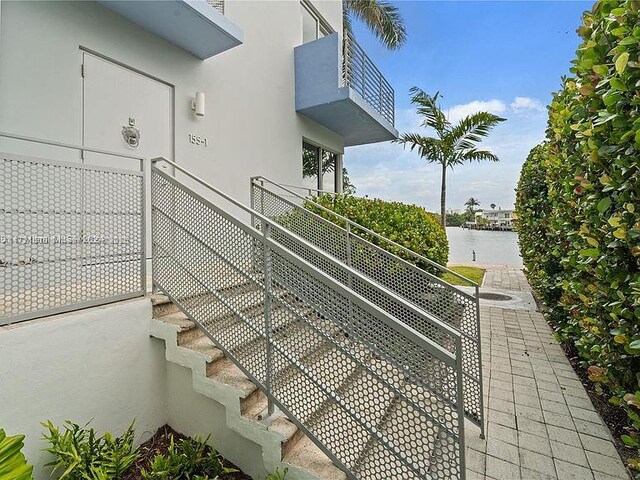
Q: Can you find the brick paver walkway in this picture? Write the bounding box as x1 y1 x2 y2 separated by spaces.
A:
481 265 531 292
466 267 630 480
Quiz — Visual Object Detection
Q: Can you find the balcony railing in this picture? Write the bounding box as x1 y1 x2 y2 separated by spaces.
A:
343 31 395 125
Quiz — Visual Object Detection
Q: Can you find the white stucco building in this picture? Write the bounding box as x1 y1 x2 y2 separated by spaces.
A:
475 208 516 228
0 3 474 480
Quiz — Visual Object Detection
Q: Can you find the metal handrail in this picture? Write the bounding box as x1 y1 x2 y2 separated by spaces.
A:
0 131 145 168
343 31 395 125
151 161 466 479
251 176 479 288
250 176 485 437
153 159 460 345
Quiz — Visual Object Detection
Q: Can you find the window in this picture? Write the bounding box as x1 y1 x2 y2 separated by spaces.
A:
301 2 332 44
302 140 339 193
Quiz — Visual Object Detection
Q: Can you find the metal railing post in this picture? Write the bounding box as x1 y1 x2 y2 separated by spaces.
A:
141 158 147 293
263 223 275 417
476 283 485 439
455 335 467 479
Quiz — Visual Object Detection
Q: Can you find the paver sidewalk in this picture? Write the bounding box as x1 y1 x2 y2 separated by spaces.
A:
465 267 630 480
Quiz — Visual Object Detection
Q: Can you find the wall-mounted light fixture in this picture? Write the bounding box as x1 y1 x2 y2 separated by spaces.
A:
191 91 205 117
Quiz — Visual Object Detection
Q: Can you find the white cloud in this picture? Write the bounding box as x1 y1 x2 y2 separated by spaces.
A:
510 96 545 113
446 99 507 124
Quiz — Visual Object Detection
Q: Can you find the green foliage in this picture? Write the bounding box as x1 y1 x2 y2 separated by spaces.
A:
515 1 640 468
306 194 448 271
42 420 138 480
264 467 288 480
515 143 566 325
440 266 485 287
445 211 473 227
343 0 406 50
0 429 33 480
140 434 236 480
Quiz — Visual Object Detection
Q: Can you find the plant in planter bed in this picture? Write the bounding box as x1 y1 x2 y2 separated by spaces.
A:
0 428 33 480
42 421 282 480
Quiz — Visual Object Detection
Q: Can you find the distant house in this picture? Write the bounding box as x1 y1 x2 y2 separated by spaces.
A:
475 208 516 228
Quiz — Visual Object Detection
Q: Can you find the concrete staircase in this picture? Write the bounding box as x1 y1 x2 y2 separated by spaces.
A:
149 291 348 480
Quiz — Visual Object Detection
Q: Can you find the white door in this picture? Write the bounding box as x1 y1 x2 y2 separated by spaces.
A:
82 52 173 276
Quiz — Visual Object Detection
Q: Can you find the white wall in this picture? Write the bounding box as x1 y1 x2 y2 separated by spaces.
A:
0 0 344 207
0 299 167 480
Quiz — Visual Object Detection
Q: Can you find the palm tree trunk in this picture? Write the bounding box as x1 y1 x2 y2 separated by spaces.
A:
440 163 447 230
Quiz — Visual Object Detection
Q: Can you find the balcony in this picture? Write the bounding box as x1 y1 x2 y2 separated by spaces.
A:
295 32 398 146
97 0 243 59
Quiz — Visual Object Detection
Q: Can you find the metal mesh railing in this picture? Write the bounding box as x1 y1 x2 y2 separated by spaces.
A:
206 0 224 14
343 31 394 125
0 151 145 325
151 161 466 479
251 177 485 436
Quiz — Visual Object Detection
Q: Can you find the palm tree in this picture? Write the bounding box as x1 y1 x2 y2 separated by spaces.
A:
465 197 481 214
396 87 505 228
490 203 496 210
343 0 406 50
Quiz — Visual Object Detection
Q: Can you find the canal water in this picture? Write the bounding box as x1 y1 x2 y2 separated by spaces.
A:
446 227 522 266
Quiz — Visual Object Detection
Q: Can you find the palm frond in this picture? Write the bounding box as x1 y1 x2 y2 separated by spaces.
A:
344 0 407 50
395 133 444 164
447 112 505 151
457 148 501 163
408 87 449 134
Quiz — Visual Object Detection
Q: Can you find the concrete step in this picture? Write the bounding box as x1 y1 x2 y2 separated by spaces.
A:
285 436 348 480
152 287 450 480
150 293 180 317
351 380 451 479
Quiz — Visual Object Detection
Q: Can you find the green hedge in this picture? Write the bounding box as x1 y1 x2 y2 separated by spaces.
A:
516 1 640 468
515 143 566 323
306 195 449 271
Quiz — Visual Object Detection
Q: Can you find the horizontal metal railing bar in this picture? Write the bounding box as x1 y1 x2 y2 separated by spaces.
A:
153 208 458 416
2 209 142 215
343 32 394 124
252 176 478 288
344 33 394 95
152 164 456 365
0 290 146 326
0 131 145 162
2 255 142 268
152 245 446 477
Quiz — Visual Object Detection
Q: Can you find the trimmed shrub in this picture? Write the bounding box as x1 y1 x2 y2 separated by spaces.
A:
306 194 449 270
515 143 566 324
516 1 640 468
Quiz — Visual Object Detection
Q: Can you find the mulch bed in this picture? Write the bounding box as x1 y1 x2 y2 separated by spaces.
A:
123 425 252 480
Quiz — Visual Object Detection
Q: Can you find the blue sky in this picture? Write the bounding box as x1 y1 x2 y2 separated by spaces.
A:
346 0 591 212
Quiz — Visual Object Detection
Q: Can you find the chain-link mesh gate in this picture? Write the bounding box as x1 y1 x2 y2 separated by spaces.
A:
151 164 467 480
1 153 145 324
251 177 485 434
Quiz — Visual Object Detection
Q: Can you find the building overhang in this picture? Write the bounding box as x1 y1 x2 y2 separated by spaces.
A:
294 34 398 147
97 1 243 59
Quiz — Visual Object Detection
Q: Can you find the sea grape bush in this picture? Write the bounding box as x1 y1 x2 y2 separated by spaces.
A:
516 0 640 468
306 194 449 271
515 143 566 325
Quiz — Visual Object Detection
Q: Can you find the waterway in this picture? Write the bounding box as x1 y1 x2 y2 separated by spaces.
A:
446 227 522 266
